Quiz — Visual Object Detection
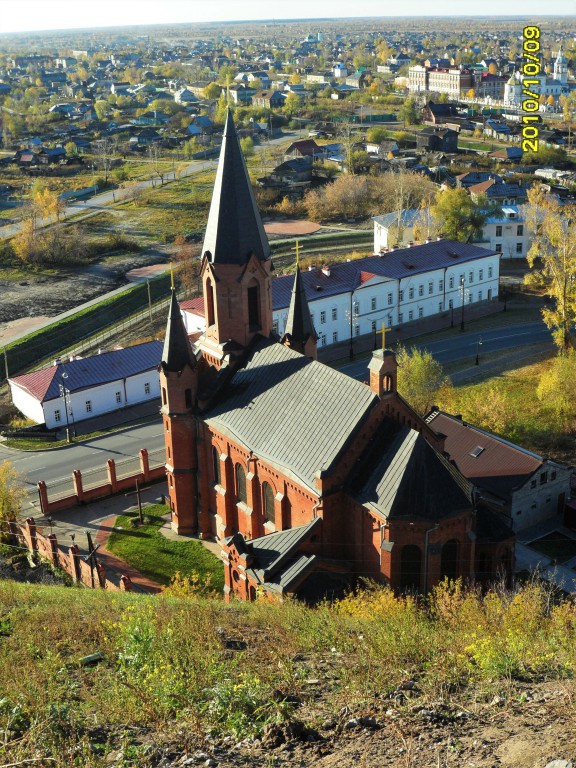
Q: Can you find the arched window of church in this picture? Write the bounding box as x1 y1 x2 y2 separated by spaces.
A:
236 463 247 504
262 482 275 524
440 539 459 581
206 277 215 327
212 447 221 485
399 544 421 592
247 280 260 330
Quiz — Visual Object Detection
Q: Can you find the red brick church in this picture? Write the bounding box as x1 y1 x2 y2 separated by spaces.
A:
160 111 514 601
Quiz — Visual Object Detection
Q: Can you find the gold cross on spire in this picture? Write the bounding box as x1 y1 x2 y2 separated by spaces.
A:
170 262 175 290
375 321 392 352
292 240 301 267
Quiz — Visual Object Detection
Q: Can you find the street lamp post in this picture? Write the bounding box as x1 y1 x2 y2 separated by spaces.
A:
475 335 483 365
58 368 76 442
460 276 465 332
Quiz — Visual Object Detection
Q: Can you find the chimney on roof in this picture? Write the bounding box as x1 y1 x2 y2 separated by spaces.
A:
426 236 433 243
436 234 443 241
322 265 331 277
392 243 400 250
308 265 314 271
408 241 414 248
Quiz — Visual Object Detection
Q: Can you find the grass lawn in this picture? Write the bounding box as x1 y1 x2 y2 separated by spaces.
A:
106 505 224 592
529 532 576 563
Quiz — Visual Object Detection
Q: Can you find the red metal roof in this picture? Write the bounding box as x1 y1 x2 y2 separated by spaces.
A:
427 410 542 500
180 296 205 314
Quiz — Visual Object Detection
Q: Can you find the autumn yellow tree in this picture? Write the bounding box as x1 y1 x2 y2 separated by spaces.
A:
524 186 576 351
0 461 26 539
395 346 453 416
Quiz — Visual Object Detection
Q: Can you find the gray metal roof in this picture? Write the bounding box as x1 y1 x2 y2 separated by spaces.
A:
202 109 271 265
354 425 472 521
272 240 497 310
246 517 321 582
205 339 378 491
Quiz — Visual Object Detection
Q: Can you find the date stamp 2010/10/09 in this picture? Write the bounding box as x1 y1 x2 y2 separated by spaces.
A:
521 25 541 153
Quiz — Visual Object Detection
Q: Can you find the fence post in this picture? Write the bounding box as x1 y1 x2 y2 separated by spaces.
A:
95 561 106 589
25 517 38 553
47 533 59 567
106 459 118 492
139 448 150 482
73 469 84 504
37 481 49 515
68 544 81 582
120 574 132 592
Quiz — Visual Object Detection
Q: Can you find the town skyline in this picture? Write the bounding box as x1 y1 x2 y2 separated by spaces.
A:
2 1 574 36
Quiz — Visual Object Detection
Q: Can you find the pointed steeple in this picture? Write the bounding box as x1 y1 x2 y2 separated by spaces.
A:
202 109 270 265
282 266 317 357
161 289 196 372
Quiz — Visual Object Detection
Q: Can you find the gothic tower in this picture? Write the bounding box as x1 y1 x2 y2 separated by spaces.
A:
199 110 273 368
159 289 199 534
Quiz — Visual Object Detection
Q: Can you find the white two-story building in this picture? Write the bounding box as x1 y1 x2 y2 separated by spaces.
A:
478 205 532 260
181 240 500 350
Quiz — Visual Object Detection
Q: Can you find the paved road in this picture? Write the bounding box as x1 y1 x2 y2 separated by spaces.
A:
334 321 554 381
0 420 164 493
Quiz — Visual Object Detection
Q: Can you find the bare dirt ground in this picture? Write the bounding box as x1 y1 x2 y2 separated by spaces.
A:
106 678 576 768
0 245 174 331
264 219 322 236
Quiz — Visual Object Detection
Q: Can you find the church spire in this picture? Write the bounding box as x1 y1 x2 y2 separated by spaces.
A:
202 109 270 266
161 289 196 372
282 266 317 358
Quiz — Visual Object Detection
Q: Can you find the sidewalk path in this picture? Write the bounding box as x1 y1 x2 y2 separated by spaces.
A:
94 514 162 594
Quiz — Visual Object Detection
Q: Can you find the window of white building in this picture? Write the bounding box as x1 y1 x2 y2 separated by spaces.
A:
116 392 122 403
331 307 337 321
86 401 92 413
144 382 150 394
371 297 377 311
320 311 326 324
54 409 61 423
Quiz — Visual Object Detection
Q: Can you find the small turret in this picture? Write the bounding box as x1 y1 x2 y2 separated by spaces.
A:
281 266 317 359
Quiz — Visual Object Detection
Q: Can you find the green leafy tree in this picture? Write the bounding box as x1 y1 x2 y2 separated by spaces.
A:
240 136 254 157
431 188 497 243
203 82 221 100
398 96 420 125
525 186 576 351
395 346 453 416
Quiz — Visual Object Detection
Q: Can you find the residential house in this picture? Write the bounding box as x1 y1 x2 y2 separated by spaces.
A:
477 205 531 259
8 341 163 430
251 90 285 109
416 126 458 152
468 180 530 205
426 410 572 532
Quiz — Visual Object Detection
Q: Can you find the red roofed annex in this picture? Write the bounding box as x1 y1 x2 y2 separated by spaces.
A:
160 111 514 602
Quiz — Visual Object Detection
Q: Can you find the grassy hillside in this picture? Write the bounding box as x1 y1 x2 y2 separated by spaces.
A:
1 578 576 766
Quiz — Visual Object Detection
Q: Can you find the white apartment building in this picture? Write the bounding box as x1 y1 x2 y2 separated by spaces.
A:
181 240 500 350
478 206 532 260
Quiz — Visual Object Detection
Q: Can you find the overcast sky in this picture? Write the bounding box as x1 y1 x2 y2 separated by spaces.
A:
0 0 574 35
